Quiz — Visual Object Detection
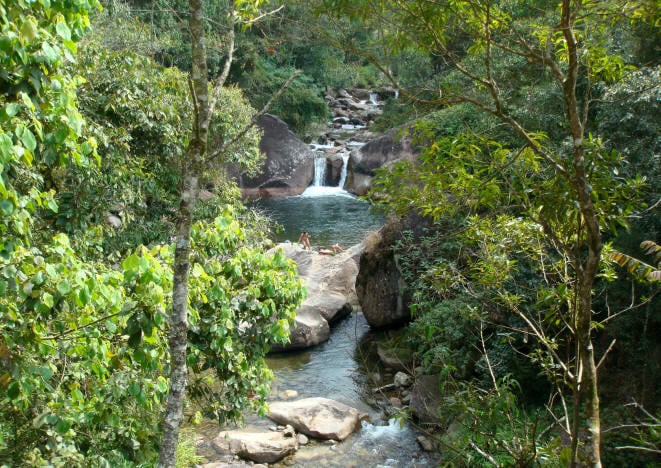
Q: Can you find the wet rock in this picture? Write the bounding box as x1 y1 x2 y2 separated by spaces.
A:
212 429 297 464
201 462 267 468
279 389 299 399
417 435 435 452
357 213 434 329
409 374 444 425
267 397 362 441
389 397 403 408
376 345 409 372
345 124 419 196
356 230 409 329
297 434 309 445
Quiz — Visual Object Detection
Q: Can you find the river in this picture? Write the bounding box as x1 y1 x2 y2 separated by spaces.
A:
197 93 439 466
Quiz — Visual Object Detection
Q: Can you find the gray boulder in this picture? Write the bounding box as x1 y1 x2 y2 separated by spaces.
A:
212 430 297 464
346 124 419 196
267 397 362 441
409 374 443 425
235 114 314 198
270 242 363 351
355 229 409 329
356 213 433 329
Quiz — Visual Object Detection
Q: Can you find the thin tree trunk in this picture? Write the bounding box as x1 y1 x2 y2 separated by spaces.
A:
158 174 199 467
560 0 603 465
158 0 209 465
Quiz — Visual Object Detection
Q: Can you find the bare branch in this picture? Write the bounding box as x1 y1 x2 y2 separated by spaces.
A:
205 70 301 165
469 441 501 467
596 339 616 369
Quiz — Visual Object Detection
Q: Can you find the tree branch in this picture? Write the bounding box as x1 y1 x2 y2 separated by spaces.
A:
205 69 300 165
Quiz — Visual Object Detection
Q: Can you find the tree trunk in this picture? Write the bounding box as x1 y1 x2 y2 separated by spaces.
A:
158 174 199 467
158 0 209 465
561 0 602 466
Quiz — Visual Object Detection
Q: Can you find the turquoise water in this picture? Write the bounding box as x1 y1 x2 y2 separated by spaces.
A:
254 192 386 249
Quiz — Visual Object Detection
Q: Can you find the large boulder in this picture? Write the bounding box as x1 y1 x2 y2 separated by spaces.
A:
409 374 444 425
267 397 362 441
356 213 433 329
235 114 315 198
270 242 363 351
346 124 419 196
355 228 408 329
212 429 297 464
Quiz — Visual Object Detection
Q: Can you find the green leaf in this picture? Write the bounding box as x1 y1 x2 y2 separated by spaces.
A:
19 128 37 152
105 319 117 333
55 419 71 434
57 280 71 296
55 21 71 41
156 377 168 393
78 285 91 305
2 103 20 118
46 198 58 212
0 199 14 216
7 381 20 400
0 134 13 164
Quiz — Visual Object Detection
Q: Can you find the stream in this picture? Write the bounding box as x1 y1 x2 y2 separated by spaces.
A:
196 92 439 466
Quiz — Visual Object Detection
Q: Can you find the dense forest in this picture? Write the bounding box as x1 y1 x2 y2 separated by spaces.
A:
1 0 659 466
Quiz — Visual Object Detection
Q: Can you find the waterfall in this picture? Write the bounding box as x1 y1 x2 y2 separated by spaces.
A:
302 154 351 197
369 92 379 105
337 153 350 188
313 157 327 186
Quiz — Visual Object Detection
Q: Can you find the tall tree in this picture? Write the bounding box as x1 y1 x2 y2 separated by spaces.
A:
158 1 298 465
321 0 658 465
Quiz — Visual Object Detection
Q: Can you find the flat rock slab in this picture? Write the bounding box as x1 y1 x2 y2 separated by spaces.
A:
212 430 297 464
267 397 362 441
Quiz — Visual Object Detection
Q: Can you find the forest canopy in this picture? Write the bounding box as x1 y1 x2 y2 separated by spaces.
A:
0 0 659 465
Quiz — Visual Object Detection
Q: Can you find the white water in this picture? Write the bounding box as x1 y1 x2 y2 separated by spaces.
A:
312 157 327 186
301 151 351 197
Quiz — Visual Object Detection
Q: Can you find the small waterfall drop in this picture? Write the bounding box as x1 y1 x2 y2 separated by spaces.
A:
337 153 350 188
369 92 379 105
312 157 327 187
302 154 351 197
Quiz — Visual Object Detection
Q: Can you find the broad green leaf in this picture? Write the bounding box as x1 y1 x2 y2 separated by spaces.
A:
55 21 71 41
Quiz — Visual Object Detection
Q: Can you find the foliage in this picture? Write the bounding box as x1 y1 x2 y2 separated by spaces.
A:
610 241 661 282
0 0 100 251
238 58 329 134
186 209 305 423
325 0 659 464
1 0 304 464
0 208 304 464
0 235 171 464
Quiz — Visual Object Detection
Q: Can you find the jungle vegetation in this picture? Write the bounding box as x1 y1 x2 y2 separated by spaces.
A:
0 0 658 466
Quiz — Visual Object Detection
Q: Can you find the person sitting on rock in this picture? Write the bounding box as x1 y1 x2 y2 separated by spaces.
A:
298 231 311 250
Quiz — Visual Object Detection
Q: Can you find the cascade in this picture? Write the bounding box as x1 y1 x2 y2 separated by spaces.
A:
337 153 350 188
369 92 379 105
312 157 327 186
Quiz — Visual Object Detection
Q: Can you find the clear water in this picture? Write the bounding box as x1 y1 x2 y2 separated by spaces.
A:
254 193 385 249
265 313 438 467
194 313 438 467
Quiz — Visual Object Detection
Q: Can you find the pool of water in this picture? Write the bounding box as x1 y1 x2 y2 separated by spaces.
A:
254 192 385 249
